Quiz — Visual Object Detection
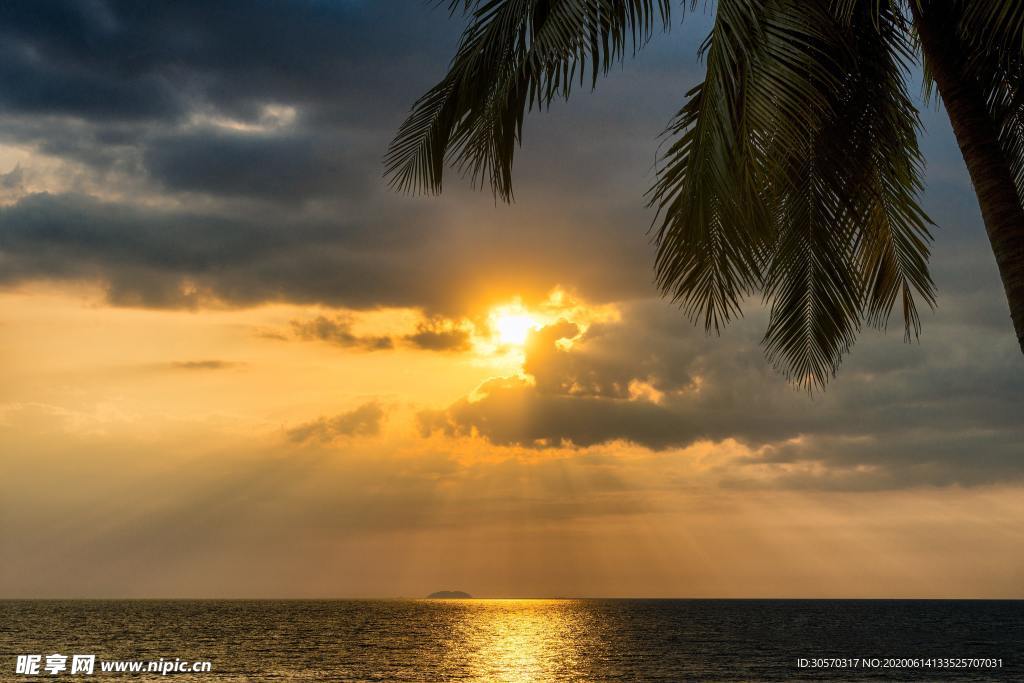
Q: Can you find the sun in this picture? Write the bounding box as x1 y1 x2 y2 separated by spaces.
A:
491 307 541 346
482 290 616 354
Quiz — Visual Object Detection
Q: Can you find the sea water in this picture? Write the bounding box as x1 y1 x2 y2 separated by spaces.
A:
1 599 1020 681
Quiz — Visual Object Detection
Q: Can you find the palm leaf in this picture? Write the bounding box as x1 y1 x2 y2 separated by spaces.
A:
762 1 933 386
650 0 844 333
385 0 671 199
846 1 935 338
958 0 1024 61
762 143 863 391
389 0 944 389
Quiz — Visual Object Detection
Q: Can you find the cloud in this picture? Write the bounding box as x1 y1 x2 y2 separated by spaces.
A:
404 321 471 352
0 190 651 314
420 376 684 449
0 164 23 189
0 1 450 125
287 402 386 443
421 301 1024 489
143 129 367 203
0 192 441 310
170 360 241 370
291 315 393 351
418 314 781 449
0 0 1019 499
292 315 479 353
0 0 460 205
0 0 676 313
7 405 1024 598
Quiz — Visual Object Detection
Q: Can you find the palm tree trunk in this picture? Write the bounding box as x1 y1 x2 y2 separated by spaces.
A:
912 2 1024 353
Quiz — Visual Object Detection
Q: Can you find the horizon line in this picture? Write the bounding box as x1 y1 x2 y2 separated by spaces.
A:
3 596 1023 601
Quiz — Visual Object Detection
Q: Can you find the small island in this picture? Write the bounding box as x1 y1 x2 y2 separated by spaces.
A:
426 590 472 599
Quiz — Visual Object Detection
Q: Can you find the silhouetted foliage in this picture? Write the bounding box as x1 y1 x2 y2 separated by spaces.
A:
388 0 1024 389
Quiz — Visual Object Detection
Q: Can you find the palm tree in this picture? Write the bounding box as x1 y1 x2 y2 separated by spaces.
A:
385 0 1024 389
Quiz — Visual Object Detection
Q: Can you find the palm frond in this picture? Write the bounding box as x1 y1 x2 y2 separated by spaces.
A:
989 70 1024 203
385 0 671 199
650 0 844 333
762 1 933 386
655 0 933 387
762 144 863 391
958 0 1024 63
847 2 935 338
391 0 945 389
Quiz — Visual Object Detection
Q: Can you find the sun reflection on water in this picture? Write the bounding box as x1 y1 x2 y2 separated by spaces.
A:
439 599 600 682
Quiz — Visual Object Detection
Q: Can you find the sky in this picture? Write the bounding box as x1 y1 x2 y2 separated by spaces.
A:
1 0 1023 599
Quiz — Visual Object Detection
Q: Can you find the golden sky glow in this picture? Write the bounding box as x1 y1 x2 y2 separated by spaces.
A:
2 0 1023 600
4 280 1024 598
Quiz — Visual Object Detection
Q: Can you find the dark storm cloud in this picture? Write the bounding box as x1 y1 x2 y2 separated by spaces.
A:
0 33 183 122
0 191 447 310
287 402 386 443
0 191 653 313
0 0 462 205
143 130 369 202
0 0 677 306
0 1 452 124
422 300 1024 489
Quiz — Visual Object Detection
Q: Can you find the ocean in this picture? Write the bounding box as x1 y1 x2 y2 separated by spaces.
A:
1 599 1020 681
